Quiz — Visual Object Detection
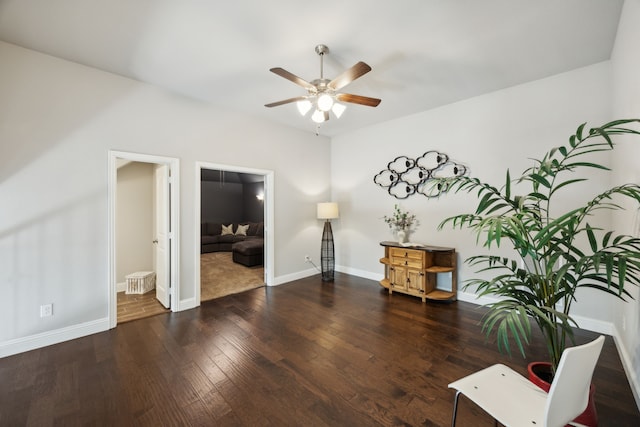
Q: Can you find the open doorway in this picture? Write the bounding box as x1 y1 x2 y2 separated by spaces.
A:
196 162 274 304
108 151 180 328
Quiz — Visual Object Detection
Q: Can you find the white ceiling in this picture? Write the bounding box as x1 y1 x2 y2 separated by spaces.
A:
0 0 624 137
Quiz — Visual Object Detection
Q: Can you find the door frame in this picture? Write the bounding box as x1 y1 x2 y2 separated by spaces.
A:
108 151 180 328
195 162 274 304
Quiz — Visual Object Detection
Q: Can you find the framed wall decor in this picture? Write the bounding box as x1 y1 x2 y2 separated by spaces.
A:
373 150 468 199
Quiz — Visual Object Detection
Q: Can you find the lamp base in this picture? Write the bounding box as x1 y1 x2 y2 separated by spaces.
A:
321 275 334 282
320 220 335 282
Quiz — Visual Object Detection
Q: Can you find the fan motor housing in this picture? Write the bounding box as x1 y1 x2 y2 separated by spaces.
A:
311 79 331 93
315 44 329 56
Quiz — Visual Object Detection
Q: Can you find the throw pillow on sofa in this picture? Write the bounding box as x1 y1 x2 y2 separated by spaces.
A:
235 224 249 236
221 224 234 236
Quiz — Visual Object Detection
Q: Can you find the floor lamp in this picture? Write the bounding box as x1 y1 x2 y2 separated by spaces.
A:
317 202 339 282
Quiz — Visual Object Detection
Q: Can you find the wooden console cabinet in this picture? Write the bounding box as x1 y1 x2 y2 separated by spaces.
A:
379 241 457 302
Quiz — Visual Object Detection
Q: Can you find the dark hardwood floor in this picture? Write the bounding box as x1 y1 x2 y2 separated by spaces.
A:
1 273 638 426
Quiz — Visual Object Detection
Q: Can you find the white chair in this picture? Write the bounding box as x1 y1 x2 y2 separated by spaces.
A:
448 335 605 427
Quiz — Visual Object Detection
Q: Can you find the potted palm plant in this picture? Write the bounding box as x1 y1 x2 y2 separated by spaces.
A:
430 119 640 392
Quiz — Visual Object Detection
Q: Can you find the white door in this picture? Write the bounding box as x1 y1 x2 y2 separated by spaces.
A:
154 164 170 308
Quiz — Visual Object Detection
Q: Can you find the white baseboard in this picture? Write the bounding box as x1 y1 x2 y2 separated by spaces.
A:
456 291 616 334
571 314 615 335
273 268 318 286
611 325 640 409
456 290 497 306
336 265 383 281
178 297 198 311
116 282 127 293
274 265 381 286
4 269 637 409
0 318 109 358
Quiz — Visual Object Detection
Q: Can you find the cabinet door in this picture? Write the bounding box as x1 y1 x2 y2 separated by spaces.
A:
406 269 425 295
389 266 408 291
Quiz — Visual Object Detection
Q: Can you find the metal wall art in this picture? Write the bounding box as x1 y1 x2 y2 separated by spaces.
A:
373 151 468 199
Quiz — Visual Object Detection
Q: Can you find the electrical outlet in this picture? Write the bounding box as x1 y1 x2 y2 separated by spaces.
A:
305 255 311 263
40 304 53 317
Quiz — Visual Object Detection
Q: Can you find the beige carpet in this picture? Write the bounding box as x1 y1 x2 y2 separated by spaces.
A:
200 251 264 301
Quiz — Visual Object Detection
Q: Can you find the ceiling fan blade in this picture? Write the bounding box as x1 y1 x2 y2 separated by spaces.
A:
336 93 381 107
328 62 372 91
264 96 307 108
269 67 315 91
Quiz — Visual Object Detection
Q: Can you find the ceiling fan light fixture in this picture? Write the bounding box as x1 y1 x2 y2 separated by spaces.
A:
265 44 381 131
331 102 346 118
311 109 326 123
297 99 312 116
317 93 334 112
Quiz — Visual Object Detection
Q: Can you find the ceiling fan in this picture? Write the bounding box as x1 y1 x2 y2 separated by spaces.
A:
265 44 381 124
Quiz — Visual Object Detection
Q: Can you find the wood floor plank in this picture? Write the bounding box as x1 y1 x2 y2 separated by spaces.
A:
1 272 638 426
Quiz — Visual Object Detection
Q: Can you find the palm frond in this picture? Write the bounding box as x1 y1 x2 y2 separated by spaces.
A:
432 119 640 370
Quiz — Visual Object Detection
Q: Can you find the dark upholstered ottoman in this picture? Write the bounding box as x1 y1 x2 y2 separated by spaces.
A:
232 240 264 267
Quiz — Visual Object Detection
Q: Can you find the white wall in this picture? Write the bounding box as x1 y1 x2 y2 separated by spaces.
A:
0 41 331 355
116 161 154 285
332 17 640 400
332 61 613 318
1 10 638 405
611 0 640 405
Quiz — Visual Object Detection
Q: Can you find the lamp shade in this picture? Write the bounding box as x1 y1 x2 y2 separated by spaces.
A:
297 99 312 116
317 93 334 112
311 109 326 123
331 102 346 118
317 202 339 220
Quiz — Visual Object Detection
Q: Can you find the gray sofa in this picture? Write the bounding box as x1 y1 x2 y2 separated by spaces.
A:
201 221 264 254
